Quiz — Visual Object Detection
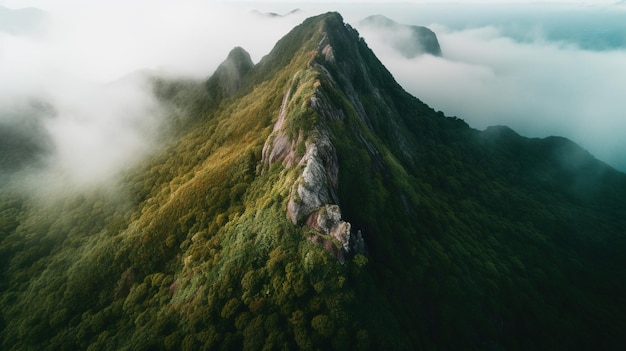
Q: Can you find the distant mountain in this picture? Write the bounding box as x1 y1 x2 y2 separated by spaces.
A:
0 6 48 37
1 12 626 351
251 8 302 18
359 14 442 57
205 46 254 100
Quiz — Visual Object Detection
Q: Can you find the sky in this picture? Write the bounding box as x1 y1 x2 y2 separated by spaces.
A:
350 2 626 171
1 0 625 187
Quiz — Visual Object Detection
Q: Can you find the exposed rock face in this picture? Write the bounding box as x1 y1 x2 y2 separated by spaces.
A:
261 72 340 226
261 85 302 168
260 17 371 261
286 129 339 225
304 205 365 263
305 205 349 263
359 14 442 57
318 33 336 63
263 95 356 261
306 205 350 250
310 89 345 121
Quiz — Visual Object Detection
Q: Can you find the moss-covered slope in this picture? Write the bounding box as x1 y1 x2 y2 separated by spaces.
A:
1 12 626 351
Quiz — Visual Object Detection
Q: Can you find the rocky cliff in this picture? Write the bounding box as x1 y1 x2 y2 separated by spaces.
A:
2 11 626 351
260 14 370 260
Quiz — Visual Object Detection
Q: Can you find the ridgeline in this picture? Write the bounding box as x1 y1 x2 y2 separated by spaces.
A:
1 12 626 350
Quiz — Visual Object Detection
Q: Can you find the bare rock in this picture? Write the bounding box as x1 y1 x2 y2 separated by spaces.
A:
287 130 338 224
305 205 356 256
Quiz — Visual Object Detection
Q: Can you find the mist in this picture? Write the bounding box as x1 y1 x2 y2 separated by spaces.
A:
1 0 625 190
0 1 308 188
348 3 626 171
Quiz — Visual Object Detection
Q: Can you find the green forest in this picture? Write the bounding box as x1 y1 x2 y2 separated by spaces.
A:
1 12 626 350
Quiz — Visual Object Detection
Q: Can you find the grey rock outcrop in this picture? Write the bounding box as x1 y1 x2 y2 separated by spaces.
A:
286 128 339 225
261 85 302 168
306 205 350 251
259 22 371 261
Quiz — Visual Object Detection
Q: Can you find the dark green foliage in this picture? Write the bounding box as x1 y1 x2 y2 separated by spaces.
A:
321 38 626 346
0 99 54 180
1 12 626 351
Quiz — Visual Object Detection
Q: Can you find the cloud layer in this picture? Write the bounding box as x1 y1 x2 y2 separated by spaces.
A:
353 8 626 171
1 0 625 187
0 2 308 187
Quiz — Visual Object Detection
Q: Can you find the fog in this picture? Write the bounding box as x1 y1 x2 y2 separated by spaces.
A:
1 0 625 188
349 3 626 171
0 1 307 187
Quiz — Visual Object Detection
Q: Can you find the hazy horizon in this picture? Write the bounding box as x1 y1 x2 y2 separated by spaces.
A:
1 1 625 183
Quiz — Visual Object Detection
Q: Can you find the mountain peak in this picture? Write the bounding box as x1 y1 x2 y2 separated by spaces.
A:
253 12 349 70
225 46 253 66
4 11 626 351
316 11 344 27
359 14 442 57
205 46 253 98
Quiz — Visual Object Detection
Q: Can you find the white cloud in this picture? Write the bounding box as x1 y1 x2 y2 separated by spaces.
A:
356 21 626 171
1 0 625 187
0 2 309 187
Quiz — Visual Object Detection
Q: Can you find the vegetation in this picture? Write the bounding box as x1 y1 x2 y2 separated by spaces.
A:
1 12 626 350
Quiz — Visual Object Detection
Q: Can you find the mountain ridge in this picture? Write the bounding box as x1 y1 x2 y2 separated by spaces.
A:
205 46 254 100
1 11 626 351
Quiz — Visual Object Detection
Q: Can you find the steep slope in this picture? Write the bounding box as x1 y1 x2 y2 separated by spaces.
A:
205 46 254 100
1 12 626 351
